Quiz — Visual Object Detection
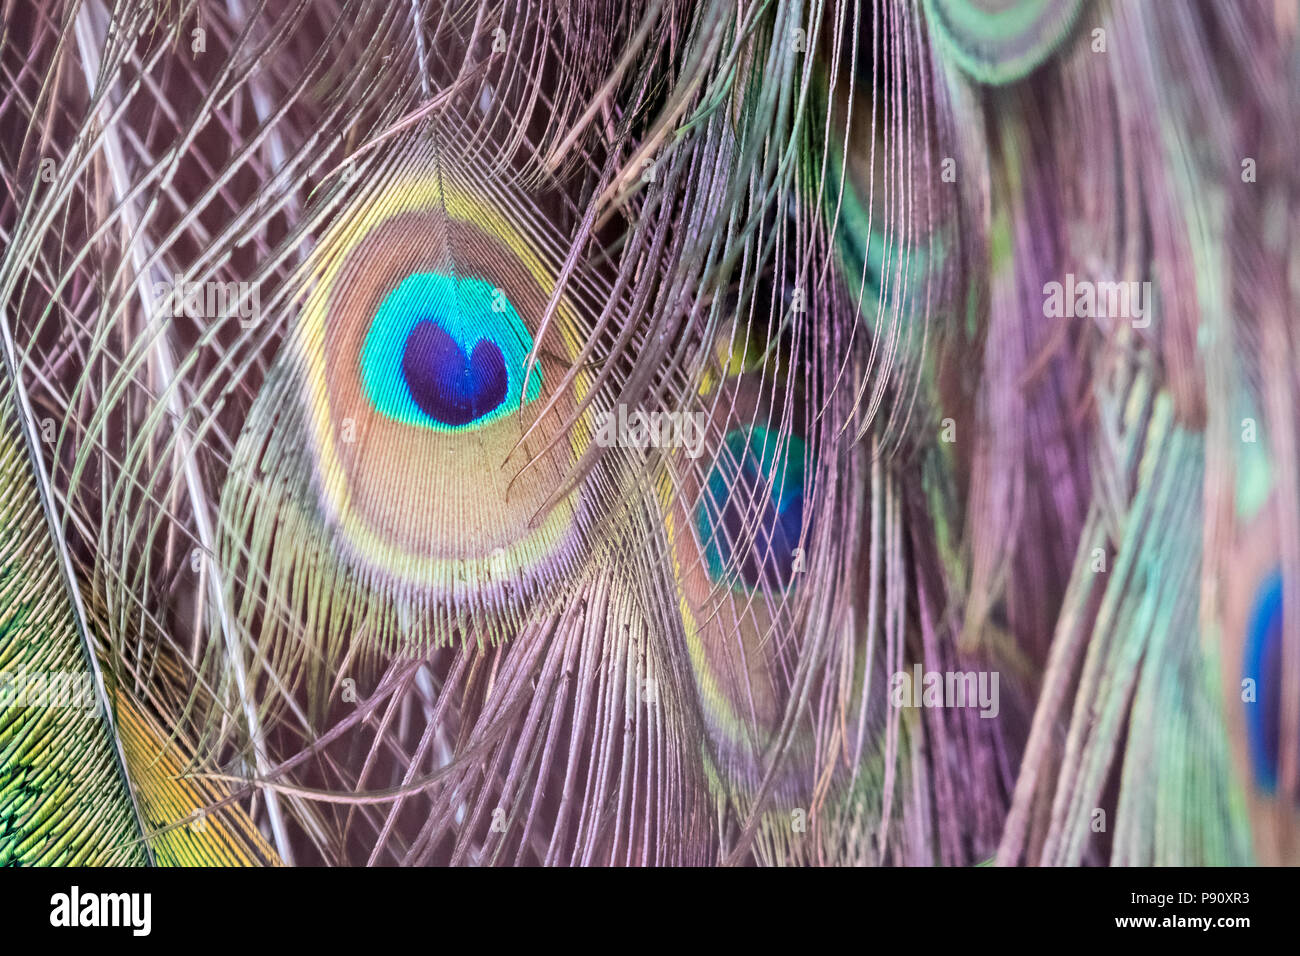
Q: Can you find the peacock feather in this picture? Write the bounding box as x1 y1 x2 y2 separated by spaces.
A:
0 0 1295 867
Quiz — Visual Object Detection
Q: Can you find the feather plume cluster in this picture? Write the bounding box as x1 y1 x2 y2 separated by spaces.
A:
0 0 1296 866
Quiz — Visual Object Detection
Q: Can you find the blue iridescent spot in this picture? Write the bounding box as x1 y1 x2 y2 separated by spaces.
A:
359 272 540 432
401 321 508 426
1243 570 1294 794
694 425 808 592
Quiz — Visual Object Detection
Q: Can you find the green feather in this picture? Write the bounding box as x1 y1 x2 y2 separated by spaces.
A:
0 374 148 865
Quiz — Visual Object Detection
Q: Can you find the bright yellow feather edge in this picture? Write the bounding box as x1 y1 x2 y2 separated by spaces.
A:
115 692 282 866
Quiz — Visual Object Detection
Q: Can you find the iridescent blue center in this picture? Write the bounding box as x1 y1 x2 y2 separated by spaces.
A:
400 321 508 426
359 272 540 432
1243 570 1295 795
694 426 808 592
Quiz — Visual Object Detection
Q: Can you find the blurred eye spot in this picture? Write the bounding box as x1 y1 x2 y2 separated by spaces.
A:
694 426 808 592
1243 569 1288 793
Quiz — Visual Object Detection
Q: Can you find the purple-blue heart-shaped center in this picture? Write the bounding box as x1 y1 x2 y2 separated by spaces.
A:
400 320 509 427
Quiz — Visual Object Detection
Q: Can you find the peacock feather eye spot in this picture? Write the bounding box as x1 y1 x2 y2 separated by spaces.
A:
694 425 808 592
1242 569 1293 795
400 320 508 426
359 271 541 432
